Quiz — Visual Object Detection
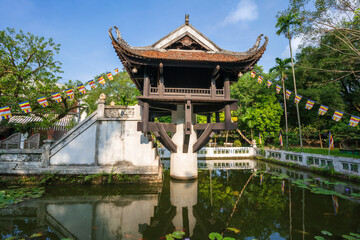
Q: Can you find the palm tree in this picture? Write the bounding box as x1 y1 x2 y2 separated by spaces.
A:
270 57 291 149
276 11 304 151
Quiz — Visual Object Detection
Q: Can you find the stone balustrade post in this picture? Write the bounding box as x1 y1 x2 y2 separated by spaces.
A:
97 93 106 119
41 140 54 168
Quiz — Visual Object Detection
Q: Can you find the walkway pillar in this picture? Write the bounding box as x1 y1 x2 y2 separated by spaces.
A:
170 105 198 180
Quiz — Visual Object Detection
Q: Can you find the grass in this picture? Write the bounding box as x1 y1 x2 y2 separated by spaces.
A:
289 147 360 159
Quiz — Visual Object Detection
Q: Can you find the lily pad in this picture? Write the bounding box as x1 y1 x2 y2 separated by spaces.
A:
343 235 357 240
209 232 223 240
321 230 332 236
349 233 360 238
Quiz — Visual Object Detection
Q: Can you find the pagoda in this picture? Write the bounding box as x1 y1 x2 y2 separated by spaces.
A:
109 15 268 179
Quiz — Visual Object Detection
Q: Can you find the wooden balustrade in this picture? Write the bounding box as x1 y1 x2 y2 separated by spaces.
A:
149 87 224 97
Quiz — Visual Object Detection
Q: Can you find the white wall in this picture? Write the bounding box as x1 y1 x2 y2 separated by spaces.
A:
50 123 96 165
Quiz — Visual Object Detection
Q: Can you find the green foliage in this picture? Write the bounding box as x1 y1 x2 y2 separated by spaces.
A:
166 231 185 240
209 232 223 240
233 140 242 147
231 66 282 143
0 28 82 132
82 70 140 115
275 11 302 37
40 172 57 185
321 230 333 236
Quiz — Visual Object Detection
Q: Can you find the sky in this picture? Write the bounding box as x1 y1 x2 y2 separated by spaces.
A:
0 0 300 83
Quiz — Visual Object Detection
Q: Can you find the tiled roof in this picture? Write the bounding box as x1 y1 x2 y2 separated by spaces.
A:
3 114 76 131
136 50 245 62
108 26 268 64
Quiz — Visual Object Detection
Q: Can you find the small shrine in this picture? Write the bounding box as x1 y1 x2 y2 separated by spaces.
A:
109 15 268 179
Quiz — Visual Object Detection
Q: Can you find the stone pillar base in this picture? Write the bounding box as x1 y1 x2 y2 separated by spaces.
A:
170 105 198 180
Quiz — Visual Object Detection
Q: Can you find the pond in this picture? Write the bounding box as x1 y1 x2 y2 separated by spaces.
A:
1 159 360 240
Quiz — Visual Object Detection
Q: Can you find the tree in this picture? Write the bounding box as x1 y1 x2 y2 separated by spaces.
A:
81 70 140 115
269 58 292 149
276 11 304 151
280 0 360 79
293 39 360 147
0 28 82 134
231 65 282 145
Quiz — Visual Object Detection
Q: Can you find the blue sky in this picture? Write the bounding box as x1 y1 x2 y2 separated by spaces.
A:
0 0 299 83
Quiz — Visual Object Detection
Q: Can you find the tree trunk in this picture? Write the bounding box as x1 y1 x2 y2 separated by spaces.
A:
282 76 289 150
250 128 253 141
319 132 323 149
288 34 303 151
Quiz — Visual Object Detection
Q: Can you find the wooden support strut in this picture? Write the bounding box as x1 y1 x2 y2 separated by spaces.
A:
155 122 177 153
193 123 215 153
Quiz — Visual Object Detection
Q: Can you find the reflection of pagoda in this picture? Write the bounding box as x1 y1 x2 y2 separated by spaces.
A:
109 15 268 179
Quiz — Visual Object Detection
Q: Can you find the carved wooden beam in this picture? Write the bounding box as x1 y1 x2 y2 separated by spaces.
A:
193 122 237 131
137 122 176 133
193 123 215 152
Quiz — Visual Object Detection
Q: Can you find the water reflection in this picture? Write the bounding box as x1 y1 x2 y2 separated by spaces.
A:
1 160 360 239
170 180 197 236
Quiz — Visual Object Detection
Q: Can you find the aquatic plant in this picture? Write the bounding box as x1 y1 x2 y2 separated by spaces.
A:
0 186 45 209
314 230 360 240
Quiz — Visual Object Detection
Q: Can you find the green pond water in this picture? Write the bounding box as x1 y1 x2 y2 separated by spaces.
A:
1 159 360 240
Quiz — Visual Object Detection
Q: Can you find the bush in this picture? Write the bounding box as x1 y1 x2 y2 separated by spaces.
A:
233 140 242 147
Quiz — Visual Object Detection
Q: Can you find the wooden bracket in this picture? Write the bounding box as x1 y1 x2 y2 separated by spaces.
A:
155 122 177 153
193 123 215 152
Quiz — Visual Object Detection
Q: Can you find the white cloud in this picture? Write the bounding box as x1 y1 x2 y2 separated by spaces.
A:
281 37 303 59
223 0 259 25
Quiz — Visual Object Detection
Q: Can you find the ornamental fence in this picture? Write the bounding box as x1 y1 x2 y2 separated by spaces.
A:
255 149 360 177
158 147 255 159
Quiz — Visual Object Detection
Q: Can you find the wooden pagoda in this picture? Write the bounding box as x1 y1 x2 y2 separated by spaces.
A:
109 15 267 178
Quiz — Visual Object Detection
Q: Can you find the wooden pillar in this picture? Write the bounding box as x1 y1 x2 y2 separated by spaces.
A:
211 65 220 98
215 112 220 123
143 67 150 97
207 114 211 123
159 63 164 96
142 67 150 133
224 74 231 130
185 100 192 135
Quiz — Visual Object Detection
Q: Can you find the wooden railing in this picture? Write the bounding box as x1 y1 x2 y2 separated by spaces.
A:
165 87 210 94
150 87 158 93
216 89 224 96
149 87 224 97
